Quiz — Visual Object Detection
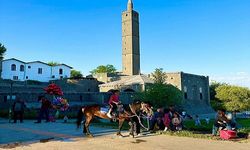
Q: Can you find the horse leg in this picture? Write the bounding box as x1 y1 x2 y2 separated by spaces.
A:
117 119 125 136
85 115 93 137
129 121 134 138
83 121 87 134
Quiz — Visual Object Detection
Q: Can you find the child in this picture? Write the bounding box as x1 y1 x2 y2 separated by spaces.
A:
195 115 201 126
205 117 210 124
172 112 182 131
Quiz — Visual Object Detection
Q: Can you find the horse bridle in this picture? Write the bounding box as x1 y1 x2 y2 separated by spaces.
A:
129 102 151 130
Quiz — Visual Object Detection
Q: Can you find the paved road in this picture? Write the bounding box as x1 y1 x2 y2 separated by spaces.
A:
0 118 116 145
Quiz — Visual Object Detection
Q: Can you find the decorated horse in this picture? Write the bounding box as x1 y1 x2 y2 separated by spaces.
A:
76 101 153 137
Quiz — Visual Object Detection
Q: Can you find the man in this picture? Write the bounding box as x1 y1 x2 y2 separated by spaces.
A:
12 98 26 123
35 96 51 123
107 90 120 118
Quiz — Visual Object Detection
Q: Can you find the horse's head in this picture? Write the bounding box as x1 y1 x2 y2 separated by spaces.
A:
140 102 153 117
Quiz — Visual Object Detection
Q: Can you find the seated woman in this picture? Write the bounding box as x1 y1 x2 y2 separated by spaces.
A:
212 109 232 136
163 109 171 131
171 112 182 131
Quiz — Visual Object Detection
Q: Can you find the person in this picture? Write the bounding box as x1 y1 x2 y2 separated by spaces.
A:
149 108 164 131
212 109 230 136
163 108 171 131
107 90 120 118
195 115 201 126
12 98 26 123
171 112 182 131
35 96 52 123
205 117 210 124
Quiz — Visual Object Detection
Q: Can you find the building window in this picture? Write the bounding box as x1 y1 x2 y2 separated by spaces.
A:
199 87 203 100
59 68 63 75
20 65 24 72
60 76 63 79
38 68 42 74
11 64 16 71
26 76 28 79
28 66 31 69
184 86 188 99
52 75 55 78
13 76 18 80
200 93 203 100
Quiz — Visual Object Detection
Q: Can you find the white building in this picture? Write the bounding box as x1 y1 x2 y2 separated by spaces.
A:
1 58 73 82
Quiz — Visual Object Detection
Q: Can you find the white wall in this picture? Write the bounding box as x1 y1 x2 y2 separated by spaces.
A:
1 60 26 81
51 65 71 80
25 62 52 82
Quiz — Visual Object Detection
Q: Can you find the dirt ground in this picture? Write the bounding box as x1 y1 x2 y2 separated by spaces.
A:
5 134 250 150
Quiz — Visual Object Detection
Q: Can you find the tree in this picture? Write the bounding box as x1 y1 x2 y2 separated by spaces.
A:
215 85 250 112
210 81 227 100
70 70 83 79
151 68 166 84
90 64 117 75
47 61 60 66
136 83 182 108
0 43 7 59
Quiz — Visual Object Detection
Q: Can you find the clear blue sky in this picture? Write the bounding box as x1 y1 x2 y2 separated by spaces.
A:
0 0 250 87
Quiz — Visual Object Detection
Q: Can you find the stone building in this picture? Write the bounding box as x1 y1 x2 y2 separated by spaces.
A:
99 75 154 92
122 0 140 76
165 72 213 114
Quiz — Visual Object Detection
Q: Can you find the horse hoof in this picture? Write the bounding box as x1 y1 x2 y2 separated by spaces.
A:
86 134 94 138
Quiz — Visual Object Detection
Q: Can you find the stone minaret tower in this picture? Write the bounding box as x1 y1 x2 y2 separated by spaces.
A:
122 0 140 76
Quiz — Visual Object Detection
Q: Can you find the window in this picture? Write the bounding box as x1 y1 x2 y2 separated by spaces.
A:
52 75 55 78
184 86 188 99
20 65 24 72
59 68 63 75
11 64 16 71
199 87 203 100
38 68 42 74
28 66 31 69
200 93 203 100
60 76 63 79
13 76 18 80
26 76 28 79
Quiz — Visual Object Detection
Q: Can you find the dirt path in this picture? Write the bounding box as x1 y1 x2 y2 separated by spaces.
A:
8 134 250 150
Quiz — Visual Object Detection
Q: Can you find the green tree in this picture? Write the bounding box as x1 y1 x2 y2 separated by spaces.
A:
90 64 117 75
215 85 250 112
136 83 182 108
47 61 60 66
70 70 83 79
151 68 166 84
0 43 7 59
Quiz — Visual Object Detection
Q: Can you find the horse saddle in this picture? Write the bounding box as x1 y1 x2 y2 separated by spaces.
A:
100 107 109 114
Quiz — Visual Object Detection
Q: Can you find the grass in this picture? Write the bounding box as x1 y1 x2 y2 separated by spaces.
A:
157 118 250 141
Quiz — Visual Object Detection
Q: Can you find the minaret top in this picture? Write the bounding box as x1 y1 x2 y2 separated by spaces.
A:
127 0 133 11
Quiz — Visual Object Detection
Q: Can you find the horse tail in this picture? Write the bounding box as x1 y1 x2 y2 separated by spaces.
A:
76 107 84 128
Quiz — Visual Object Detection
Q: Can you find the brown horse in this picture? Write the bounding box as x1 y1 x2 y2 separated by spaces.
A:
76 101 153 137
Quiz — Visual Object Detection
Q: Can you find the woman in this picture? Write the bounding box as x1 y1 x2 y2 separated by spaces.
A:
107 90 120 118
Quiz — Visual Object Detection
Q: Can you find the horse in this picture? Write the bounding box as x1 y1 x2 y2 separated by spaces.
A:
76 101 153 137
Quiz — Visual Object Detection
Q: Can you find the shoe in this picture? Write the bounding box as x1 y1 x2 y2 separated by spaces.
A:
107 113 112 118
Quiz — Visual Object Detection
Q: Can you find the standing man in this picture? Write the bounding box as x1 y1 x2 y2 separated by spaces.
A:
35 96 51 123
12 98 26 123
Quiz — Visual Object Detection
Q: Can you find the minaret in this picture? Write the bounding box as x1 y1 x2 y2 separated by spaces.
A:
122 0 140 76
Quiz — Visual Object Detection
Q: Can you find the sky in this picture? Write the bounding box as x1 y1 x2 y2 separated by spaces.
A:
0 0 250 87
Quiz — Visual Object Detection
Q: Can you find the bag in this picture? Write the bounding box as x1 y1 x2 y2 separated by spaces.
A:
220 130 237 140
